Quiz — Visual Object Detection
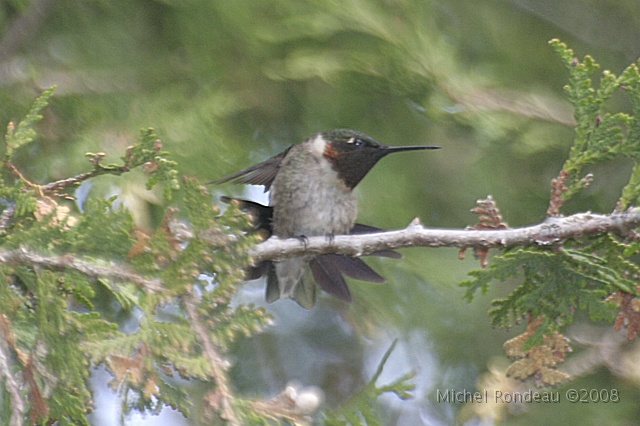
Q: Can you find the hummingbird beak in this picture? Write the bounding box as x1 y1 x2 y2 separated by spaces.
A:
381 145 441 158
383 145 441 153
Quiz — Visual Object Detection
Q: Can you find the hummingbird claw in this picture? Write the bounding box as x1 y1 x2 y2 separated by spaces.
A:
295 235 309 248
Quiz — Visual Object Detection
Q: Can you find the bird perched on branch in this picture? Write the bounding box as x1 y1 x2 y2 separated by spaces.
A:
212 129 439 308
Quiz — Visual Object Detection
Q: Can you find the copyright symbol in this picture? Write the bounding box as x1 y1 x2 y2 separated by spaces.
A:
566 389 579 402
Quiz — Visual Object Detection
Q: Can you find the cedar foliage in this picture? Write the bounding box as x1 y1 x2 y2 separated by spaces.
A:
0 24 639 424
0 88 411 425
462 40 640 386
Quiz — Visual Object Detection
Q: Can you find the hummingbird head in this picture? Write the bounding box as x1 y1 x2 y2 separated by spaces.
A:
318 129 440 189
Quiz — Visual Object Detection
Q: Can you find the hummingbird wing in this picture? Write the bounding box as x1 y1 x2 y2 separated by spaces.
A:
350 223 402 258
220 196 272 233
209 147 291 191
246 260 271 280
350 223 382 233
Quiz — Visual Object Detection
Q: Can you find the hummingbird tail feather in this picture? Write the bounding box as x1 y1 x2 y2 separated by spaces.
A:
322 254 385 283
310 256 352 302
265 264 280 303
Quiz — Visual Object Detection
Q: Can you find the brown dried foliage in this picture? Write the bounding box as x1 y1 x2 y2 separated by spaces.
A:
460 196 509 267
503 316 571 386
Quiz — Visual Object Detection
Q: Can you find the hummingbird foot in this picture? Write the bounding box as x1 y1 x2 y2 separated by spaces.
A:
295 235 310 248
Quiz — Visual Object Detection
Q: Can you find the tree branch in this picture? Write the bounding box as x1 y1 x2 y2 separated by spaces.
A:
0 248 162 292
3 211 639 289
183 294 239 425
3 153 133 199
0 315 25 426
249 210 640 263
39 152 137 195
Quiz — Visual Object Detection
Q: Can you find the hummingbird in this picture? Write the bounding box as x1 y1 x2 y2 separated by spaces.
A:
212 129 440 308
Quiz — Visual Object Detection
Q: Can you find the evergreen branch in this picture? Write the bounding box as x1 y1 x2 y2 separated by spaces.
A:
0 320 25 426
183 294 239 425
323 338 414 424
0 248 162 292
2 162 40 190
40 153 132 193
3 87 56 159
5 152 145 198
371 339 398 384
250 210 640 263
2 129 178 201
3 157 132 197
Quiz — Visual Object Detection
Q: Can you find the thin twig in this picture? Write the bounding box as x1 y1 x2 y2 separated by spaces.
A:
0 316 25 426
250 210 640 263
40 164 131 193
3 156 131 199
0 248 162 292
3 211 639 288
183 294 239 426
3 162 40 190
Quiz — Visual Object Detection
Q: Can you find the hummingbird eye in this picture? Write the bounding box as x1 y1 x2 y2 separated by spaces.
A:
353 138 364 147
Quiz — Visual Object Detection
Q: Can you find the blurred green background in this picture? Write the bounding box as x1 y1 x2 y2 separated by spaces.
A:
2 0 640 424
